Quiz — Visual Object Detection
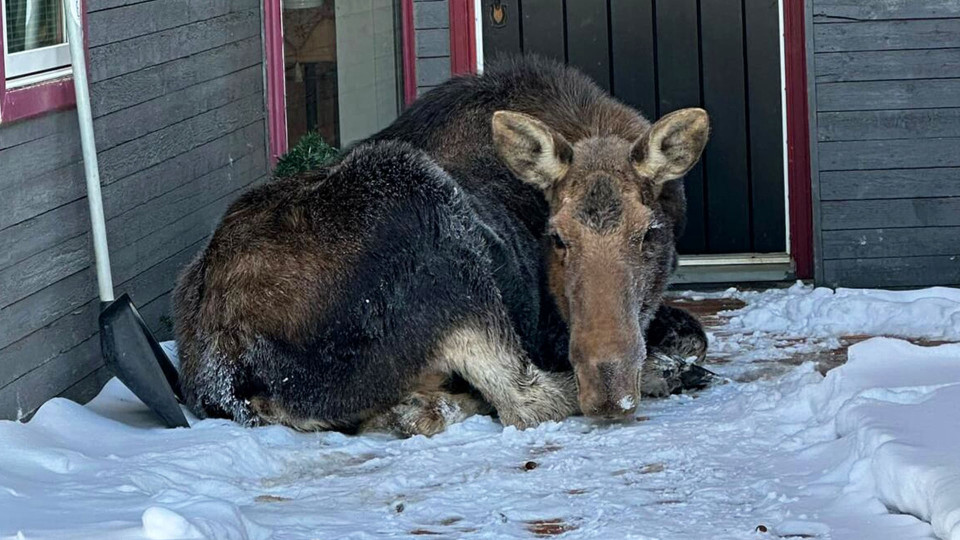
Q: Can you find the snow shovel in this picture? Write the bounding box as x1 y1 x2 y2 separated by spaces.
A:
64 0 188 428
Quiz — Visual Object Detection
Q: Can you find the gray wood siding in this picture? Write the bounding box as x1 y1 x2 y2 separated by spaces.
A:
0 0 269 419
811 0 960 288
413 0 451 97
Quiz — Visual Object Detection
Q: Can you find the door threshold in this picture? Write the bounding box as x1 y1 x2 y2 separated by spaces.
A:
678 253 791 267
672 253 794 285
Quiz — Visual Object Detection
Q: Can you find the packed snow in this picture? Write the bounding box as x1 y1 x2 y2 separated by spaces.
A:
1 283 959 539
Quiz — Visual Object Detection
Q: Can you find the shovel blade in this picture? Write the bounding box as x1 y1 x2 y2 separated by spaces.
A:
99 294 189 428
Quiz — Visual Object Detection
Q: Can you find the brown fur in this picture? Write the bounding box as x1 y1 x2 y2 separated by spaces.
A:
175 57 711 434
493 109 709 417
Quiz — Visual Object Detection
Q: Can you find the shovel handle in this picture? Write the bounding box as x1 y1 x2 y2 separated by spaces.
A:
64 0 115 303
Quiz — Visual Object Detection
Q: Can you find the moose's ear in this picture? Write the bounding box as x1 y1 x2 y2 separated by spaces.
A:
631 108 710 183
492 110 573 190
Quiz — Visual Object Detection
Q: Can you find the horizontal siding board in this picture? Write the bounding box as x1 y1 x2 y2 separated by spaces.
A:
0 233 200 392
416 28 451 57
813 0 960 21
0 122 263 269
0 0 268 419
0 161 84 232
0 270 98 354
0 109 77 150
0 235 90 308
88 0 156 12
0 124 82 192
108 184 260 288
816 48 960 83
823 227 960 259
57 366 114 409
89 9 261 82
94 64 263 151
87 0 257 48
99 92 264 185
821 198 960 230
91 35 262 116
823 256 960 288
0 110 262 274
815 19 960 52
816 79 960 112
101 122 265 217
106 151 265 259
0 300 99 396
0 183 253 352
0 233 203 416
0 200 87 272
137 293 176 341
414 1 448 29
818 108 960 141
0 149 263 309
819 138 960 170
820 168 960 200
0 336 101 420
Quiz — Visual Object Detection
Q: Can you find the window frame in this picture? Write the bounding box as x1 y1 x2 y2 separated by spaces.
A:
0 0 81 124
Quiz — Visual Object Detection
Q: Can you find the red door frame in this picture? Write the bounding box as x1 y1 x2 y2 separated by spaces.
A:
445 0 815 278
449 0 477 76
272 0 815 278
783 0 814 279
266 0 420 152
401 0 417 105
263 0 288 163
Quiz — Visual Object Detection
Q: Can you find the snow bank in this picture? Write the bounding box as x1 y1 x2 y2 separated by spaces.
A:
723 282 960 340
794 338 960 540
1 287 959 539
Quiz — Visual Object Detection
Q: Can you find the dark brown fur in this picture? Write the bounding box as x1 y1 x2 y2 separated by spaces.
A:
174 56 710 433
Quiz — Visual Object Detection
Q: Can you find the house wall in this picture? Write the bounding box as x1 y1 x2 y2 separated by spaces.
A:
0 0 269 419
810 0 960 288
413 0 451 96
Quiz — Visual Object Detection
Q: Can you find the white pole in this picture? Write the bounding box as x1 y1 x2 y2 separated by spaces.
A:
64 0 114 303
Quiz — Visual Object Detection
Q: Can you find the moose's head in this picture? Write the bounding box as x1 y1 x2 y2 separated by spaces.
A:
492 108 709 418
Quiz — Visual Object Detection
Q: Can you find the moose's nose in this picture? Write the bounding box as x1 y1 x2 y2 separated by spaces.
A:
575 360 640 419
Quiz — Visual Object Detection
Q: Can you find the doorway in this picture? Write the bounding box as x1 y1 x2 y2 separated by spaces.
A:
479 0 788 261
265 0 405 156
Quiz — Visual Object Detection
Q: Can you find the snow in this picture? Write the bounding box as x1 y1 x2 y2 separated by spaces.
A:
2 283 960 539
721 283 960 341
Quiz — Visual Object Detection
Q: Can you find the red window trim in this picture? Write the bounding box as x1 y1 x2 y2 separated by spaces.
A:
0 1 87 124
783 0 814 279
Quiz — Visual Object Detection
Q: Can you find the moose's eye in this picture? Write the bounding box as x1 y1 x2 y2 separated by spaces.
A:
550 232 566 251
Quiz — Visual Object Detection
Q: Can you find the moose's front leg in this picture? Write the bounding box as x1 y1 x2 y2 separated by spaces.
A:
646 303 708 362
435 322 580 429
641 303 715 397
361 386 493 437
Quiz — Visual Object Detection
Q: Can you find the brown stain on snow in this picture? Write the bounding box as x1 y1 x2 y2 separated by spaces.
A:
526 518 579 536
666 295 959 378
254 494 292 503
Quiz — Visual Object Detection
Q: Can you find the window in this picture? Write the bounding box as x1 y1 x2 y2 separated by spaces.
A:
281 0 403 149
0 0 76 123
2 0 71 84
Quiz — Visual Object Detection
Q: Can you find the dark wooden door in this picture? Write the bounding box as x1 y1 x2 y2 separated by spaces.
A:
481 0 786 255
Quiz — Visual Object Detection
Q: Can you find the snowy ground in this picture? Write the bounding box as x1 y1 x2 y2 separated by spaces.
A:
2 283 960 540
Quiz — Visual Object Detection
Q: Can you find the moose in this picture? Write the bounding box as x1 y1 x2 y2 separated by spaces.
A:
173 56 711 436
